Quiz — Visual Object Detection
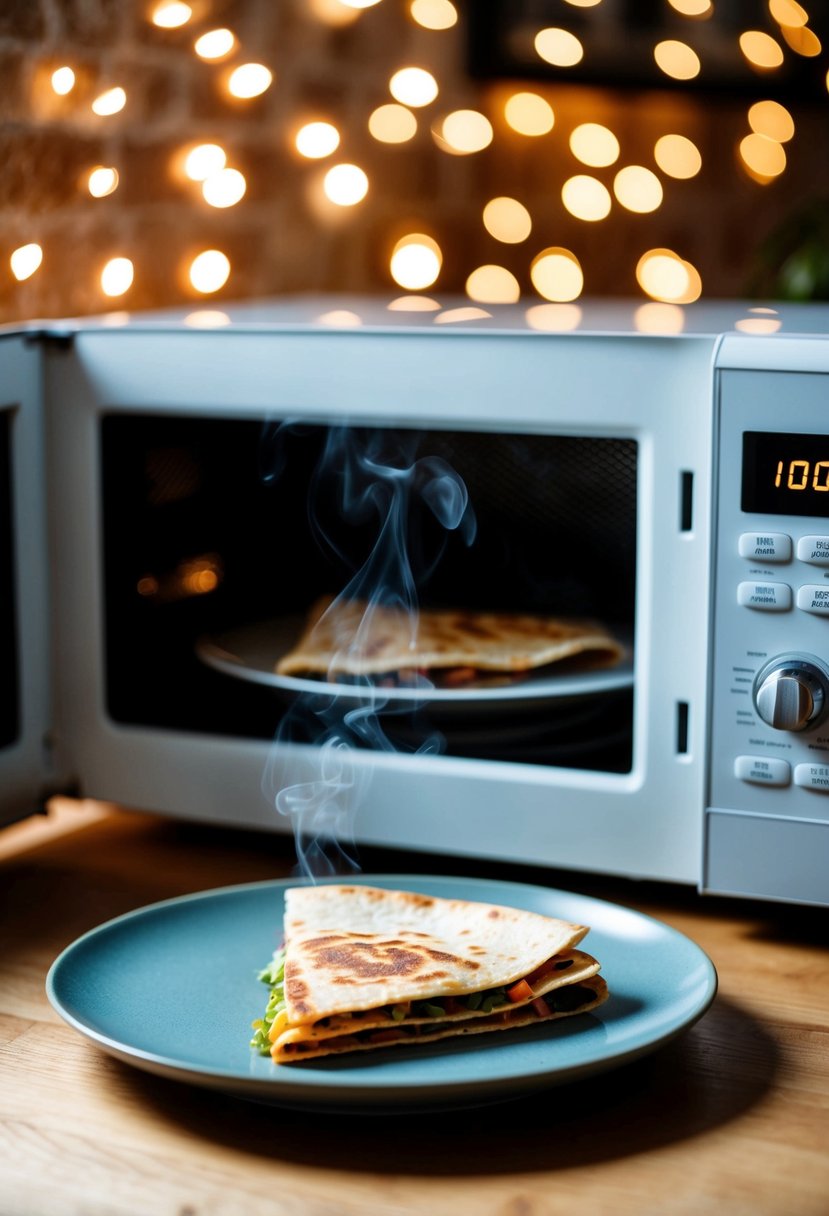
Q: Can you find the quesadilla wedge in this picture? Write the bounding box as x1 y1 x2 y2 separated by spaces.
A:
276 596 623 689
250 884 608 1063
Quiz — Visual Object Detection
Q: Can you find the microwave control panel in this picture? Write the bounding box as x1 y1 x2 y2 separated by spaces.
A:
707 366 829 903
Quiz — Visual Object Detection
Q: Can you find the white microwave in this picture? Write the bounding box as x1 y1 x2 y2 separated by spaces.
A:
3 297 829 907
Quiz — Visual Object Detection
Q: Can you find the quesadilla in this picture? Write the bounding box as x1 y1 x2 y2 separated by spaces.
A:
250 884 608 1063
276 596 623 689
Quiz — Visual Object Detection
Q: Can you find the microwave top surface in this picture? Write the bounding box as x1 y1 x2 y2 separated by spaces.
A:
6 295 829 342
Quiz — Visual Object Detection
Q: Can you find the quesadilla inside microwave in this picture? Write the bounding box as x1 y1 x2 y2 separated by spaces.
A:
250 884 608 1064
276 595 623 688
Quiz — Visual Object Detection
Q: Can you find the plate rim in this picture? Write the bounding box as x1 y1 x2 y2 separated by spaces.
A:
46 873 718 1106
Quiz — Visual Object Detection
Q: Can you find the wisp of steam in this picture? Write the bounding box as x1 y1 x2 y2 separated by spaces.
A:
262 424 476 879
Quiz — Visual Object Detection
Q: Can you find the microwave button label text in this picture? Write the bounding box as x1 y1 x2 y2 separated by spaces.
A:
738 532 792 562
794 763 829 792
734 755 791 786
796 535 829 565
796 585 829 615
737 581 793 611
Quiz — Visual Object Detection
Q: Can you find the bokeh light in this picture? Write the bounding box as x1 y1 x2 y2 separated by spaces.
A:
10 244 43 281
410 0 457 30
202 167 246 208
194 29 236 60
368 104 417 143
92 87 126 116
390 234 443 289
613 165 663 213
51 67 75 95
739 132 787 181
465 265 521 303
654 40 701 80
748 100 795 142
483 197 532 244
525 303 582 331
636 249 696 301
88 166 119 197
530 247 584 301
436 110 493 154
184 144 227 181
562 175 612 222
569 123 620 167
101 257 134 297
504 93 555 136
739 31 784 69
653 134 702 178
534 28 584 67
667 0 712 15
151 2 192 28
323 163 369 205
295 121 341 158
389 67 438 106
189 250 231 293
768 0 808 25
227 64 273 99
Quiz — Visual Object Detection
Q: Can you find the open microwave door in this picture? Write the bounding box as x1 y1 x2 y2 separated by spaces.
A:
0 331 52 826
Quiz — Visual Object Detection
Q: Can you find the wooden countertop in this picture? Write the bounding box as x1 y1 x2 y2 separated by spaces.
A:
2 800 828 1216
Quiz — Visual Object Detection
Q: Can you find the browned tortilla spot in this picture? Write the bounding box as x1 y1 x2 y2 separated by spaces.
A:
309 940 481 982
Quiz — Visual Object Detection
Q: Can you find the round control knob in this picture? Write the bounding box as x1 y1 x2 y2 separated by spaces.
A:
753 657 829 732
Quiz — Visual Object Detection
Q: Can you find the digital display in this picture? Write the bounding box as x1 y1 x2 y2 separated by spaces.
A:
742 431 829 517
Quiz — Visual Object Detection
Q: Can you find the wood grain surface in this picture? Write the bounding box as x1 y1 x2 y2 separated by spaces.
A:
1 799 827 1216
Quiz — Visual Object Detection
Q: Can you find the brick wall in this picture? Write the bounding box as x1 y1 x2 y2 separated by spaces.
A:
1 0 827 323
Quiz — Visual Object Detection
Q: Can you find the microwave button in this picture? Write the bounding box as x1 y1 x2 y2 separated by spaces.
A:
738 532 792 562
796 535 829 565
793 763 829 793
796 585 829 615
737 581 792 611
734 755 791 786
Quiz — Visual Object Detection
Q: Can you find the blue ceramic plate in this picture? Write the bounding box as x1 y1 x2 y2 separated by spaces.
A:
46 875 716 1112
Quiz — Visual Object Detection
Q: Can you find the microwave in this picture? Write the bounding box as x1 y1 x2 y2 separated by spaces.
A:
3 296 829 907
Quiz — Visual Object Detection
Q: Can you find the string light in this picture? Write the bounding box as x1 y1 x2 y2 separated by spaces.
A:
748 100 795 142
667 0 712 15
189 250 231 293
92 87 126 115
561 175 612 222
368 104 417 143
227 64 273 99
323 164 369 205
194 29 236 60
768 0 808 27
534 28 584 67
780 25 821 57
739 133 787 181
88 166 119 197
390 234 442 289
483 197 532 244
295 122 341 158
410 0 457 29
465 265 520 303
389 67 438 106
50 67 75 95
10 244 43 281
654 40 701 80
503 93 555 136
613 165 663 213
569 123 619 167
435 110 493 154
151 2 192 28
530 248 584 301
184 144 227 181
739 31 784 69
101 257 134 297
635 249 695 301
653 134 702 178
202 167 247 208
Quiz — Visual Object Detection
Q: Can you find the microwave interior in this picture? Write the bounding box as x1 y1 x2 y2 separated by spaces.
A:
101 415 637 773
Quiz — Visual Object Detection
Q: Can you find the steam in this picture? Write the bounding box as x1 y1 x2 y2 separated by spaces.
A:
262 424 475 878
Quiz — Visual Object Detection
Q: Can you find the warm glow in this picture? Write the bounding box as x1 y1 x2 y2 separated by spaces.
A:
227 64 273 99
316 310 363 327
184 144 227 181
653 40 701 80
739 132 787 180
51 67 75 95
410 0 457 30
569 123 619 167
88 166 119 197
184 310 231 328
748 100 794 142
735 314 782 334
667 0 712 14
151 2 191 28
389 67 438 107
194 29 236 60
189 250 231 293
768 0 808 27
636 249 690 302
530 248 584 302
483 197 532 244
323 163 369 205
561 175 612 222
634 303 686 334
10 244 43 281
307 0 362 24
390 234 442 290
295 121 341 158
534 28 584 67
654 134 702 178
435 307 492 324
387 295 441 311
562 0 602 6
100 257 134 297
613 165 663 213
466 265 521 304
504 92 555 136
368 104 417 143
92 87 126 116
780 25 821 57
437 110 493 154
202 167 246 208
340 0 383 7
739 31 784 69
525 303 582 332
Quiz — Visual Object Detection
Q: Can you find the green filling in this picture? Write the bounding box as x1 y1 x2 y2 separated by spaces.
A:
250 948 287 1055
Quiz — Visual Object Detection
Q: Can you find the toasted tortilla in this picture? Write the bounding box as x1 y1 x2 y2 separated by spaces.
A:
261 884 607 1063
276 596 623 680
